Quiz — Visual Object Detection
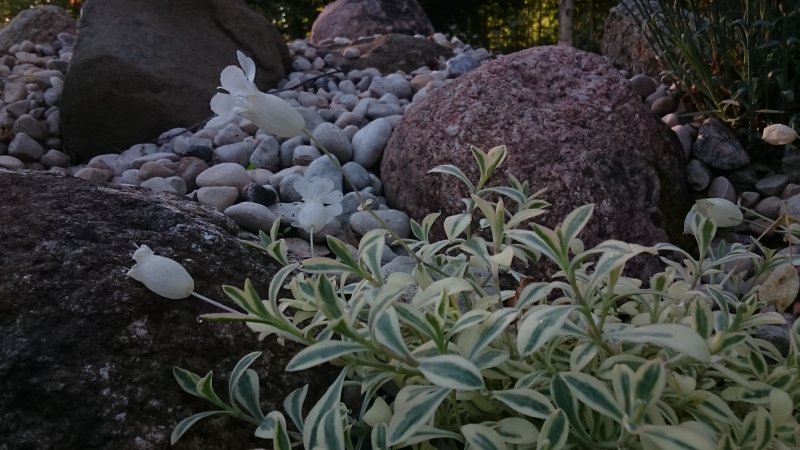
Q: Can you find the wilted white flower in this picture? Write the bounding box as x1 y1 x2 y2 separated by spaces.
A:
683 197 743 233
292 176 343 233
127 245 194 299
762 124 798 145
208 50 305 137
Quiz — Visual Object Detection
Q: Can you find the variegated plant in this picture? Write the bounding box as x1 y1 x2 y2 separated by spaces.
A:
172 145 800 450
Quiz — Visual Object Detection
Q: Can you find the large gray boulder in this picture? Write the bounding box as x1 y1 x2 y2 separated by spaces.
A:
0 5 77 53
60 0 292 161
601 0 663 76
381 45 690 277
310 0 434 45
0 169 337 449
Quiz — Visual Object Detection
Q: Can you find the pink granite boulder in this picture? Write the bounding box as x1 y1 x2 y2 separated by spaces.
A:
381 45 689 273
310 0 434 45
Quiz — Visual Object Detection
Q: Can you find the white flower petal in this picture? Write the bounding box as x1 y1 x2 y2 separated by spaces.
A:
127 247 194 299
237 50 257 82
220 65 256 96
238 92 305 137
695 198 743 227
297 201 329 233
762 124 798 145
295 176 334 202
321 189 344 207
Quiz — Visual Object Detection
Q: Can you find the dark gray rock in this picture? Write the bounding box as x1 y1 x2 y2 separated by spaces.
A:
0 6 76 54
0 169 337 449
692 118 750 171
60 0 291 161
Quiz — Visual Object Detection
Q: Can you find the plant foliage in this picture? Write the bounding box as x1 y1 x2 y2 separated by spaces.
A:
173 145 800 449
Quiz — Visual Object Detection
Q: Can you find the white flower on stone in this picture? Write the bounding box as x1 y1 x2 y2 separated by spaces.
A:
683 197 743 233
208 50 305 138
762 124 798 145
126 245 194 299
292 176 343 233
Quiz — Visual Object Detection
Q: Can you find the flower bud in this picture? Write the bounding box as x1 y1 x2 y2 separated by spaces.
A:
762 124 798 145
127 245 195 299
237 92 305 138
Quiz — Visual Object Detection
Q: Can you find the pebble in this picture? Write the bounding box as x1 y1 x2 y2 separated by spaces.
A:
692 118 750 171
304 154 343 193
739 191 760 209
671 125 692 159
629 74 657 98
138 160 176 180
311 122 353 162
651 96 677 116
140 176 179 194
224 202 279 233
278 173 304 202
175 157 209 191
293 145 321 166
250 137 280 170
242 183 278 206
0 154 25 169
686 159 711 192
130 152 180 169
349 209 411 239
706 176 736 203
39 149 69 168
446 53 479 77
782 183 800 199
12 114 47 140
8 132 45 161
197 186 239 210
195 162 252 191
352 118 392 169
754 174 789 197
215 140 255 166
74 167 113 183
342 161 371 191
754 196 782 219
248 168 273 186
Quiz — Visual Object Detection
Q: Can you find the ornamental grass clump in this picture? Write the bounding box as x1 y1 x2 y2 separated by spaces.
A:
628 0 800 140
168 144 800 450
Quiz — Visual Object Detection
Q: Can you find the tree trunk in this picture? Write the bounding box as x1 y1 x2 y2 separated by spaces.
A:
558 0 575 46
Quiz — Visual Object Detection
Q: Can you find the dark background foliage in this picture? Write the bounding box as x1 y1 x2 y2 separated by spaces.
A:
0 0 618 53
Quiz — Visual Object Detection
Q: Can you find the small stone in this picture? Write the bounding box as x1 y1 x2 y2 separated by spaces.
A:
249 168 273 185
293 145 322 166
215 141 255 166
12 114 47 140
5 99 31 118
672 125 692 159
651 96 677 116
280 135 306 168
175 157 208 192
755 174 789 197
74 167 113 183
365 103 404 119
782 183 800 199
707 176 736 203
8 132 44 161
224 202 279 233
693 118 750 171
119 169 140 185
39 149 70 168
3 80 26 103
250 136 280 170
662 113 680 128
138 161 176 181
739 191 760 209
304 155 343 192
0 155 24 169
165 176 187 195
130 152 180 169
292 57 313 71
446 53 479 77
342 161 371 191
213 123 248 147
173 136 212 156
382 73 412 99
195 162 251 191
140 176 178 194
334 112 368 129
342 47 361 59
278 173 304 203
298 91 327 108
242 183 278 207
349 209 411 239
197 186 239 210
352 118 392 169
686 159 711 192
629 74 657 98
754 196 783 219
311 122 353 162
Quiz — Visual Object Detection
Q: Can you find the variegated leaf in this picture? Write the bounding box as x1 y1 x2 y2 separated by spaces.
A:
286 340 363 371
517 305 576 356
462 424 505 450
605 324 710 362
417 354 484 390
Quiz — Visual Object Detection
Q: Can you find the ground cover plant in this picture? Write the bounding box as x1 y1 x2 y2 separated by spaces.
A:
122 51 800 449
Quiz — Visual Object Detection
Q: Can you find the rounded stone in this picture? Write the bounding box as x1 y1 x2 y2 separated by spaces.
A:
686 159 711 192
738 191 760 209
782 183 800 199
754 174 789 197
671 124 693 159
138 160 176 181
293 145 322 166
304 155 343 193
197 186 239 210
446 53 479 77
352 118 392 169
74 167 114 183
349 209 411 240
248 168 273 186
242 183 278 207
651 96 677 116
692 118 750 171
706 176 736 203
280 135 306 168
382 73 412 99
213 123 247 147
311 122 352 162
629 74 657 98
249 136 280 170
0 155 25 169
215 141 255 166
195 162 251 191
12 114 47 140
278 173 304 203
224 202 279 233
342 161 371 191
39 149 70 168
8 132 45 161
140 176 178 194
754 196 782 220
130 152 180 169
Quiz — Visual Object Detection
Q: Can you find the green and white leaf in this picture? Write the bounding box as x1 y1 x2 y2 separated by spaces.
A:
605 324 710 362
462 423 506 450
303 369 346 450
429 164 475 192
492 388 554 419
373 306 413 358
638 424 716 450
286 340 363 371
467 308 518 360
233 369 263 419
255 411 286 439
417 354 484 390
388 385 451 444
444 213 472 240
517 305 576 357
560 372 624 421
495 417 539 444
537 409 569 450
171 411 231 445
283 385 308 433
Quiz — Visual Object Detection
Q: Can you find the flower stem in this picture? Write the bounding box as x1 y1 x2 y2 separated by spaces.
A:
190 291 242 314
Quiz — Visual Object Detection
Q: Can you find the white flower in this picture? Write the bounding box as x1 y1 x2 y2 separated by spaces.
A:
762 124 798 145
291 176 343 233
127 245 194 299
362 396 392 427
207 51 305 137
683 198 743 233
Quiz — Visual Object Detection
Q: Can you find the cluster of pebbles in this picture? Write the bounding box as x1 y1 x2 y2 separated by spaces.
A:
0 30 794 251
